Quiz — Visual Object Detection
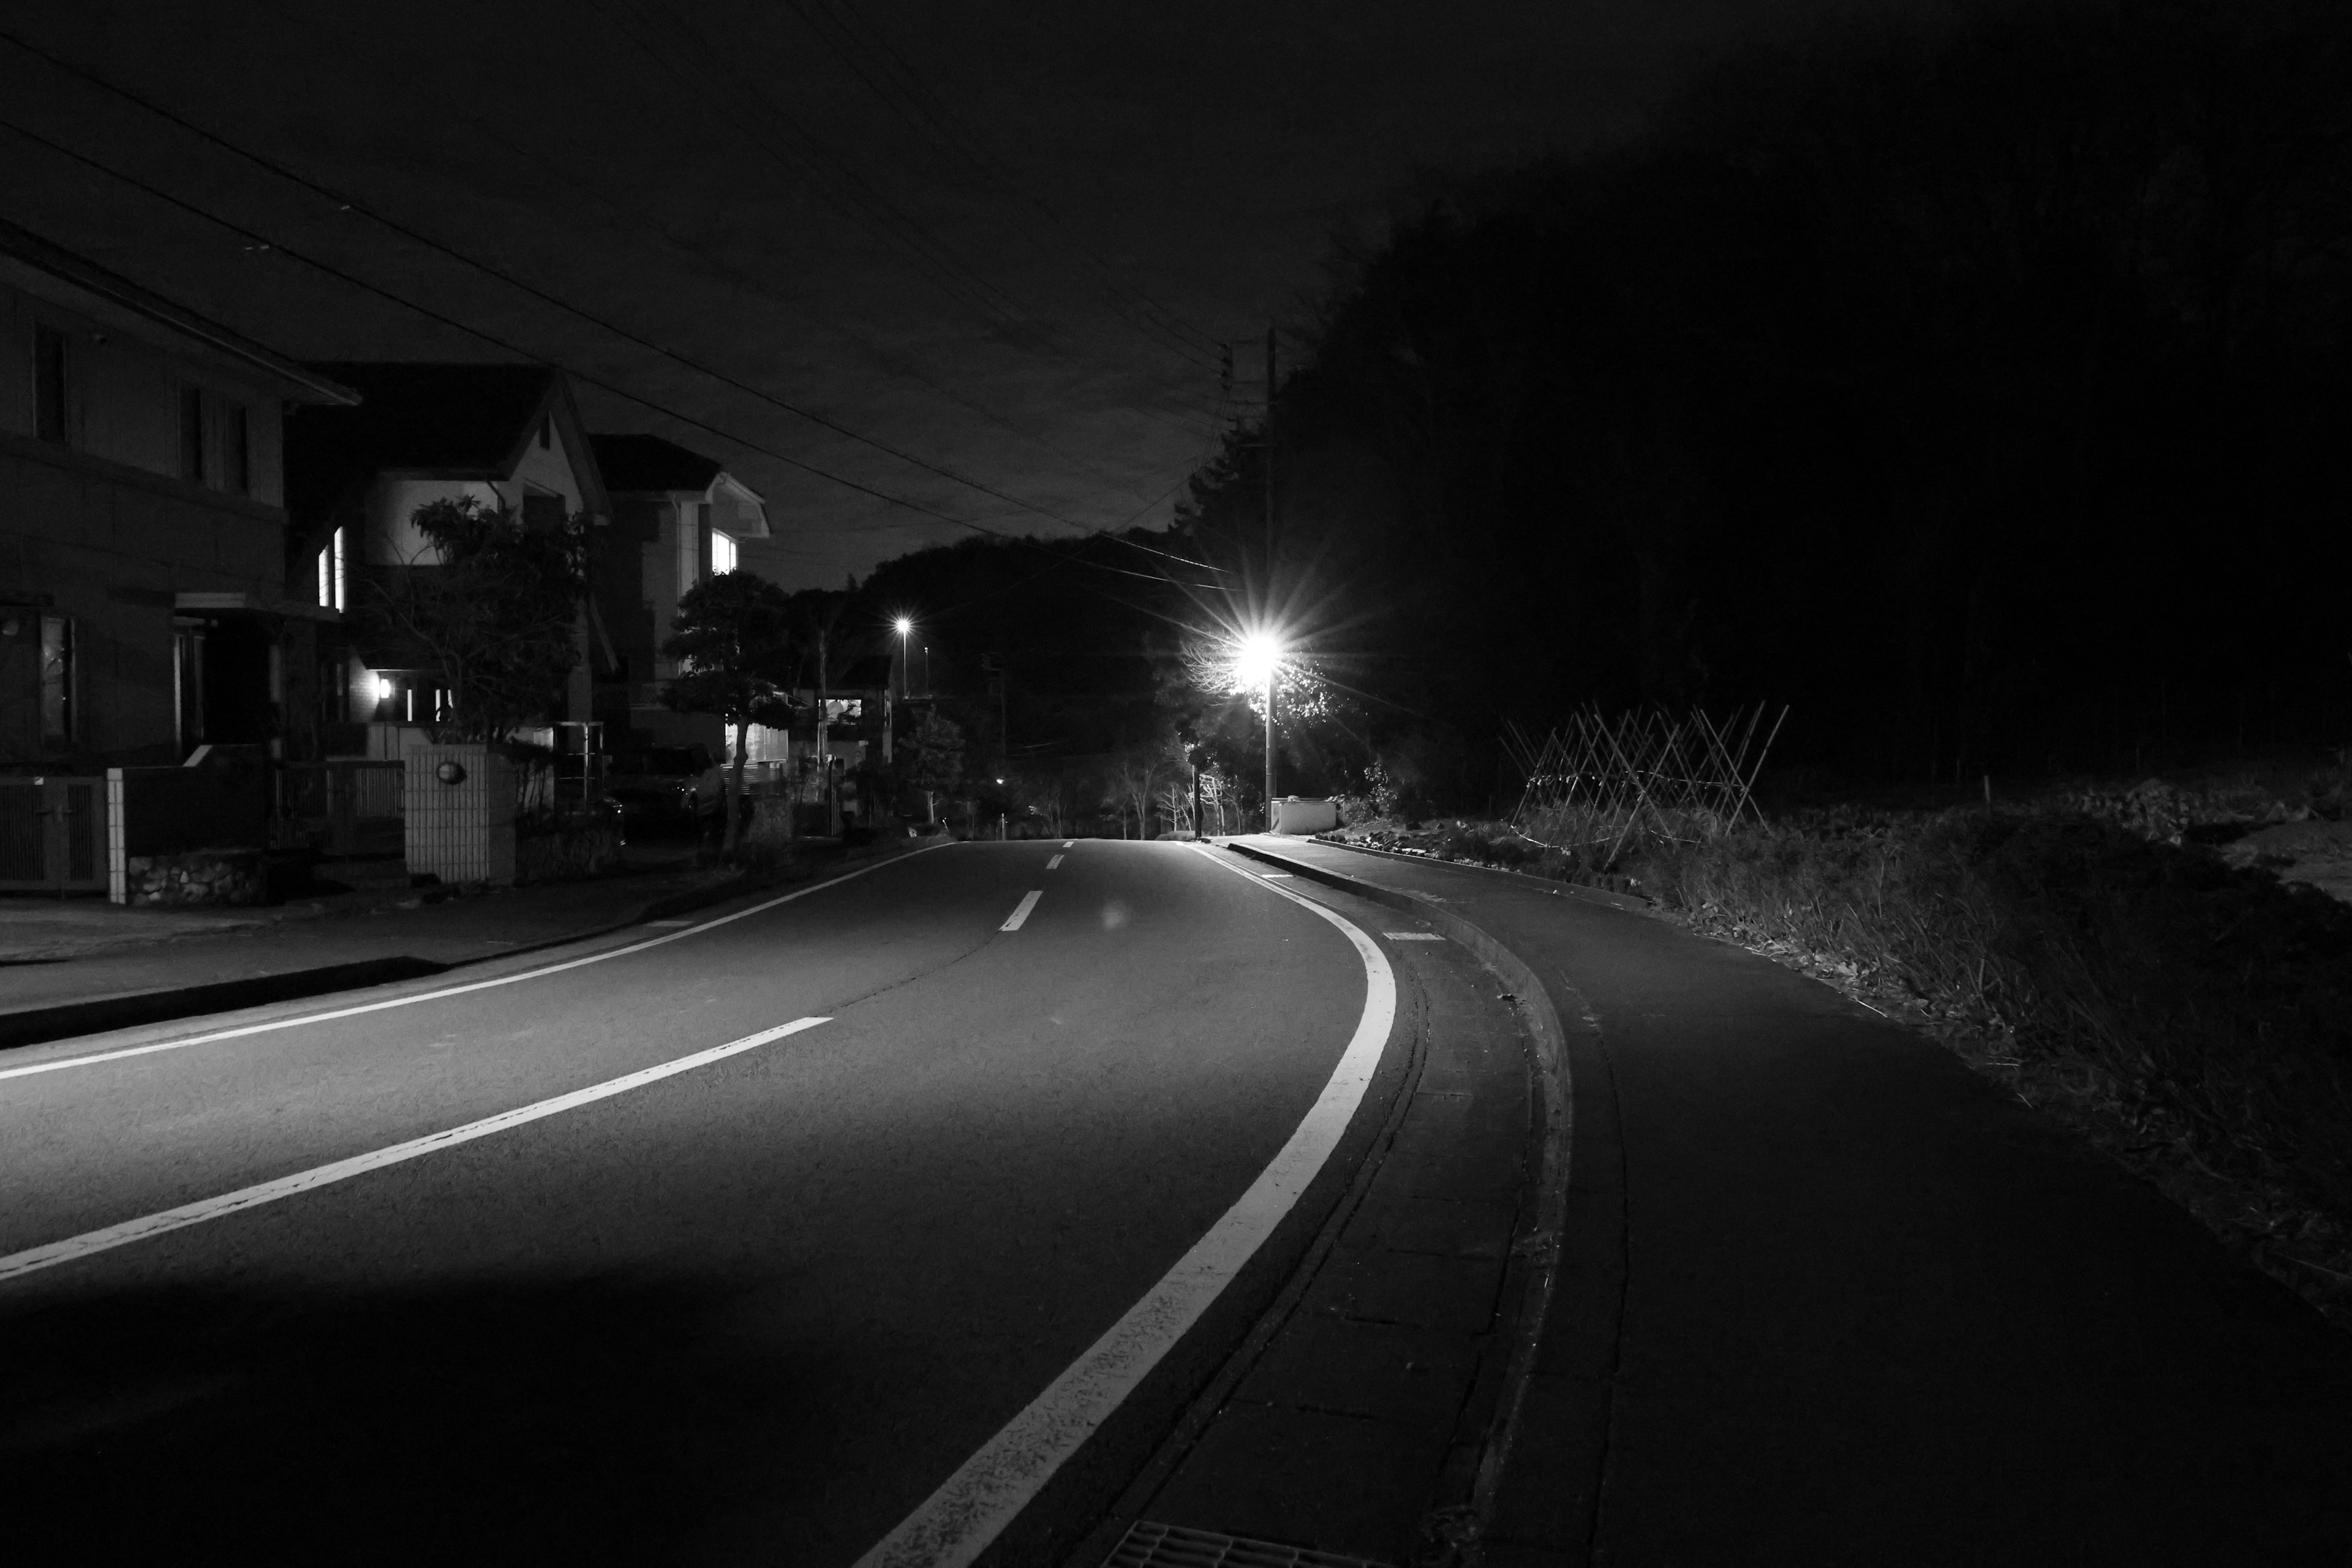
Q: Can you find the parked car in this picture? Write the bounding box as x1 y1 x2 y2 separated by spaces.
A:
606 745 725 829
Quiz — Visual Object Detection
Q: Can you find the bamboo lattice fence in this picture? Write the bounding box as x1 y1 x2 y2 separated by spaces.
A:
1504 703 1788 867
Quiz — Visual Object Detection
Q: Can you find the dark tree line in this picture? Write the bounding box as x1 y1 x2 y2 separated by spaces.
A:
1176 0 2352 804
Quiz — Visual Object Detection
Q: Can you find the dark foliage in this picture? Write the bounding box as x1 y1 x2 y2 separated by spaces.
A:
359 496 588 743
1178 0 2352 808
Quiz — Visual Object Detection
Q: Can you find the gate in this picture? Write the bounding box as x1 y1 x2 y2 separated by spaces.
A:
0 775 108 894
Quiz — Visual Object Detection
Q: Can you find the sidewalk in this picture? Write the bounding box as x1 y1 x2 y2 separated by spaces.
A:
0 834 934 1050
1204 835 2352 1566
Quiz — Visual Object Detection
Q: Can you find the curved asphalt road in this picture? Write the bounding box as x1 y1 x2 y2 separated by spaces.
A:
0 841 1381 1564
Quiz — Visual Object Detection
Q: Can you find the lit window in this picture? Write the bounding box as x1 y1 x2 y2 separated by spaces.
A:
711 530 737 575
318 526 347 611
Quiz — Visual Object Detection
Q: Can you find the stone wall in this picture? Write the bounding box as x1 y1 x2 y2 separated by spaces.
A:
517 820 622 884
123 847 265 906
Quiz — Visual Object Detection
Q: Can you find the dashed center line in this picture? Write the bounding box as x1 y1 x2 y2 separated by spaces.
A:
1061 840 1075 848
1000 891 1044 931
1385 932 1447 941
1047 854 1065 870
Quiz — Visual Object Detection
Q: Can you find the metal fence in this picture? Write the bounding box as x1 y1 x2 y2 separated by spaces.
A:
0 775 105 894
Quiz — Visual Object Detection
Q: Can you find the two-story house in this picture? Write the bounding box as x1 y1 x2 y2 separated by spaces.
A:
283 363 612 758
0 221 357 771
584 432 771 755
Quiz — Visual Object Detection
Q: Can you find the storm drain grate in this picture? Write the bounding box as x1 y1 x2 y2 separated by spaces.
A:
1105 1520 1390 1568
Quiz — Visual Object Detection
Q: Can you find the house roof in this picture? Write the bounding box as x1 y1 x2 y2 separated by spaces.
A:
0 219 357 405
588 433 723 494
588 432 769 538
285 363 607 518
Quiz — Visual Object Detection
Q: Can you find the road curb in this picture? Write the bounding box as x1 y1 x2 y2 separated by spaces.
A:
1223 838 1575 1561
0 832 946 1054
1297 834 1660 916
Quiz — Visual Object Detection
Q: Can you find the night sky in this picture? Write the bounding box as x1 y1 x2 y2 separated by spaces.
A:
0 1 1894 589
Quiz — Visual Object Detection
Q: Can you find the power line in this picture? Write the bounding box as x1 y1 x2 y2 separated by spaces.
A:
787 0 1226 365
598 1 1232 431
0 21 1214 541
459 108 1189 503
0 114 1033 541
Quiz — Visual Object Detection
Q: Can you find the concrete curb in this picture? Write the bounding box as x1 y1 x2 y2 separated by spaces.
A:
1298 834 1660 916
0 832 946 1054
1223 838 1575 1560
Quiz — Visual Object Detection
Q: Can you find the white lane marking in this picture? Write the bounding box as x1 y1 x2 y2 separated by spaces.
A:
1046 854 1064 870
1385 932 1447 941
646 919 693 927
856 846 1396 1568
1 843 951 1084
0 1018 831 1285
1061 840 1075 848
1000 891 1044 931
1259 872 1292 878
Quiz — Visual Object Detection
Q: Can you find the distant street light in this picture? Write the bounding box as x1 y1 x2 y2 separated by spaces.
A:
892 616 914 702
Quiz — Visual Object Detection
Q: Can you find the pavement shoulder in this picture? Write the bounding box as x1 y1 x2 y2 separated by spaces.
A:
1075 865 1570 1567
1218 834 2352 1565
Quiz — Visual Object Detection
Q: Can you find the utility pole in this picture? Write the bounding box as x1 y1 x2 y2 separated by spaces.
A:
1264 323 1278 832
1264 668 1277 831
813 622 834 836
1264 324 1277 579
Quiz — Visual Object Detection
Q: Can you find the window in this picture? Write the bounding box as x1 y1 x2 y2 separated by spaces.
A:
314 525 347 612
33 325 67 443
39 615 74 742
710 529 737 575
225 403 250 495
179 386 207 482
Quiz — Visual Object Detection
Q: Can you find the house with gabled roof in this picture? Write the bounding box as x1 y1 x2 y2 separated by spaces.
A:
586 432 769 751
283 363 613 756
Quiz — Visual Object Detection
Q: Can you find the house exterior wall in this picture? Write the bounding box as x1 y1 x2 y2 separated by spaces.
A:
363 477 503 565
587 486 720 750
345 416 603 732
1 277 301 770
0 283 287 506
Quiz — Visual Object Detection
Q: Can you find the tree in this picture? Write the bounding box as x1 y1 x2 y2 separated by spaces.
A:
662 570 795 854
360 496 587 743
896 708 965 824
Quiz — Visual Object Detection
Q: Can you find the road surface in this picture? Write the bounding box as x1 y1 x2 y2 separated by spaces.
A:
0 840 1393 1564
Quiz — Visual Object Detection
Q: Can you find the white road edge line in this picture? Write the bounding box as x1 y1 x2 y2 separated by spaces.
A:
0 842 952 1084
0 1017 831 1285
1046 854 1064 870
1000 891 1044 931
854 843 1396 1568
